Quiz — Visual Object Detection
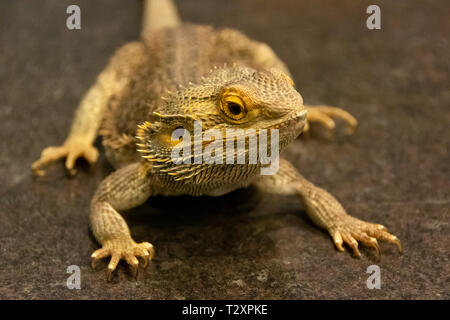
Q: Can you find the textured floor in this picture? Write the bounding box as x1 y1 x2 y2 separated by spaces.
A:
0 0 449 299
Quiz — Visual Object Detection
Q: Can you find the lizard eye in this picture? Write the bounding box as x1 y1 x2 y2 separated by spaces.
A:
228 102 243 115
220 94 247 121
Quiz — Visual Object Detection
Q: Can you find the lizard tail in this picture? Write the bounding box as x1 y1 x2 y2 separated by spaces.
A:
141 0 181 37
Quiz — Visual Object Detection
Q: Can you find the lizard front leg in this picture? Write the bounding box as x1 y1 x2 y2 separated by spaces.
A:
31 78 107 176
90 161 155 281
253 159 402 257
32 42 144 176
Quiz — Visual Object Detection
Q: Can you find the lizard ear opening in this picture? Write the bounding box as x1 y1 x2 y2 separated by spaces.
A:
136 113 195 162
163 125 188 147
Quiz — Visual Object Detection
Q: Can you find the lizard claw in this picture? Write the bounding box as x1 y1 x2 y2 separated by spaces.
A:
304 105 358 133
329 216 402 258
90 239 154 281
32 138 98 176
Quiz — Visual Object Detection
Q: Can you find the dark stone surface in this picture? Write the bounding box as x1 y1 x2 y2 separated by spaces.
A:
0 0 448 299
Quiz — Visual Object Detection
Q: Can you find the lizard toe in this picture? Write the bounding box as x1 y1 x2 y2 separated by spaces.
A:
329 215 402 257
90 239 155 281
306 105 358 133
340 231 361 258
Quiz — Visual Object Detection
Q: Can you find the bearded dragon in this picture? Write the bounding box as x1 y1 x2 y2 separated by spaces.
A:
32 0 402 281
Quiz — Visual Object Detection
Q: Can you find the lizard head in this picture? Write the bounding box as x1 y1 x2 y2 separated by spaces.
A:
136 65 306 184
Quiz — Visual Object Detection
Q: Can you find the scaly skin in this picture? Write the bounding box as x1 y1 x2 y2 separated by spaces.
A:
32 1 401 281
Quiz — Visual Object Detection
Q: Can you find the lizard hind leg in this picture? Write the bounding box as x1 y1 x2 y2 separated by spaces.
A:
32 138 99 176
304 105 358 134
